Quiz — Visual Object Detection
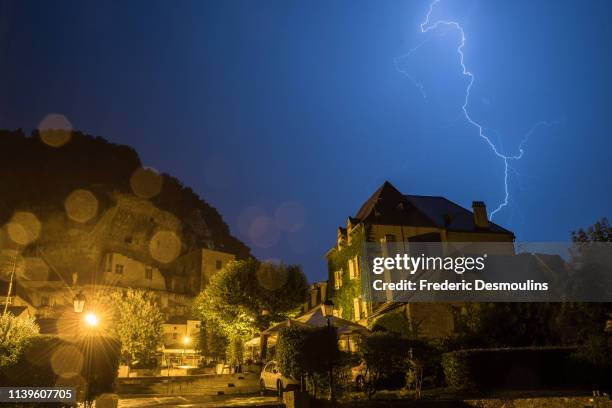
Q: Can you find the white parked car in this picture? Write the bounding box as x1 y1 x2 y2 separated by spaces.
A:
259 360 299 396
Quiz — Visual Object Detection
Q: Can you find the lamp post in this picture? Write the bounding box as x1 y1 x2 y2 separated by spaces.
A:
321 299 335 403
83 310 99 405
73 292 100 407
260 309 269 363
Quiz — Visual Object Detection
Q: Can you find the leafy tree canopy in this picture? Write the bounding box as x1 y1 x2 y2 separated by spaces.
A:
193 259 308 338
572 217 611 243
104 289 164 365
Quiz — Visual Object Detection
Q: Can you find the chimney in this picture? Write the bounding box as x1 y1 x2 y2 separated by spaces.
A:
472 201 490 229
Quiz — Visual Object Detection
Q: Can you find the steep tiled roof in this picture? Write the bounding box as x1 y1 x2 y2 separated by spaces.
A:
405 195 514 234
354 181 514 235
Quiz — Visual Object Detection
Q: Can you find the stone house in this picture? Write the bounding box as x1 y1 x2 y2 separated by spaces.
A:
326 181 515 341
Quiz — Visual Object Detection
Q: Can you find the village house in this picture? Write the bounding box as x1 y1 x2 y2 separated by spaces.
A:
3 245 235 357
326 181 516 340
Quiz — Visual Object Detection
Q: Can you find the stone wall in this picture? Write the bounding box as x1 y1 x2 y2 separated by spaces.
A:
116 373 259 396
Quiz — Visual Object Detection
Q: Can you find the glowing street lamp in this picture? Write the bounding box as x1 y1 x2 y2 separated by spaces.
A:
182 336 191 366
321 299 334 322
84 312 99 327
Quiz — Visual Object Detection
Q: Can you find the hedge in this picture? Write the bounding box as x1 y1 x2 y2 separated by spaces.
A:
0 336 120 402
442 346 611 390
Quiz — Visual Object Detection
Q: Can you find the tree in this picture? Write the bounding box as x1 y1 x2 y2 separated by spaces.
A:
107 289 163 367
571 217 611 243
196 320 227 362
193 259 308 339
0 313 38 367
227 335 244 370
559 218 612 365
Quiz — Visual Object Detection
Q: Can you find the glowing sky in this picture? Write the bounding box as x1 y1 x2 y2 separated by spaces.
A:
0 0 610 280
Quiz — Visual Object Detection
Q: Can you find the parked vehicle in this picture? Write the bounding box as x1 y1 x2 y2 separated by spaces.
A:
259 360 299 397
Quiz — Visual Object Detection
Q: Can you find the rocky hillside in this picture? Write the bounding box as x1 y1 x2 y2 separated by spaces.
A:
0 129 251 277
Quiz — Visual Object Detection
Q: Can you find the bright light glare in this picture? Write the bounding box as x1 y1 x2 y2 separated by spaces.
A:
182 336 191 345
84 313 99 327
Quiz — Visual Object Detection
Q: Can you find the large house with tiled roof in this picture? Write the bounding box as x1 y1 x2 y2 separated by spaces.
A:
326 181 515 340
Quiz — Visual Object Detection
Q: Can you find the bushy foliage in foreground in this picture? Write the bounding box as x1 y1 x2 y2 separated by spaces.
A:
442 346 611 390
360 331 411 389
0 313 39 368
276 326 340 396
0 336 120 403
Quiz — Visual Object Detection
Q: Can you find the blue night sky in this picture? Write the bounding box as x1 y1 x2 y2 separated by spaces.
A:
0 0 610 281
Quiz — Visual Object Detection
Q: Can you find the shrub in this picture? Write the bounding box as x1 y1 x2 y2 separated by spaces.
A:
442 346 611 390
0 313 39 367
277 325 339 397
360 332 411 390
276 326 309 384
0 336 59 387
0 336 120 403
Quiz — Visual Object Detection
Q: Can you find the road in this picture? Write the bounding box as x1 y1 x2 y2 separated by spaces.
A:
118 393 283 408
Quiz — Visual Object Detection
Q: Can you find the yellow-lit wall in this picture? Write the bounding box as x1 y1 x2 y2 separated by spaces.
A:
200 248 235 287
102 252 166 291
328 221 515 339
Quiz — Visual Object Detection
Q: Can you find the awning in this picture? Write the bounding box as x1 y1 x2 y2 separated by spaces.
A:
262 306 370 336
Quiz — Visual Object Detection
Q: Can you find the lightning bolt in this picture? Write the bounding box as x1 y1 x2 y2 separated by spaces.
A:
396 0 556 219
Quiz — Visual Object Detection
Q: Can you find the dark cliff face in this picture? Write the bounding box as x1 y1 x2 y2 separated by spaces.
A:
0 129 251 262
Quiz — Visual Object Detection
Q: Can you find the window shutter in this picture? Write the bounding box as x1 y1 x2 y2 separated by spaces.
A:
353 298 361 321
